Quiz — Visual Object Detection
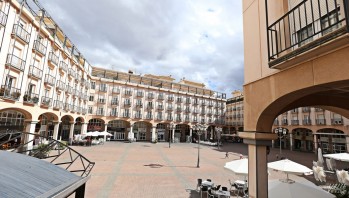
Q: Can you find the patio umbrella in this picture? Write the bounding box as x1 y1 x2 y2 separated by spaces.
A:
99 131 112 136
323 153 349 162
318 148 324 166
86 131 100 137
224 158 248 176
269 178 335 198
268 159 312 180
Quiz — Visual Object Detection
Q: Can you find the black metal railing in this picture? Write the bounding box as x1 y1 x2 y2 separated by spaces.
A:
44 74 56 86
33 40 47 55
12 24 30 43
41 96 52 107
6 54 25 71
48 52 59 66
59 61 68 72
0 130 94 177
28 65 43 79
266 0 349 67
0 10 7 27
0 85 21 100
23 92 39 104
53 100 63 109
56 80 65 91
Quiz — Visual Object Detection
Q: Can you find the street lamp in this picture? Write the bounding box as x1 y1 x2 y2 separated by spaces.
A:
194 123 205 168
169 123 174 148
215 126 222 150
275 127 287 156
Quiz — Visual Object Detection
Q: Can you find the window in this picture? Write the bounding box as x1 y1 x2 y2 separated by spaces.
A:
91 82 95 89
297 24 314 46
5 76 15 88
27 84 35 95
321 11 341 35
88 106 93 114
89 95 94 102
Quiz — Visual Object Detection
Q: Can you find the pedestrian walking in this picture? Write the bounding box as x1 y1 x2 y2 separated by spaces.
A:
225 152 229 158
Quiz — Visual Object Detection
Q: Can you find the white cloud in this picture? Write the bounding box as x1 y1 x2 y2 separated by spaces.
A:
40 0 244 97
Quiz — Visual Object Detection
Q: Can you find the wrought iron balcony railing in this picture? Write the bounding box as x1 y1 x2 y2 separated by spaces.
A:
6 54 25 71
0 10 7 27
266 0 349 67
0 85 21 100
59 61 68 72
41 96 52 107
12 24 30 43
56 80 65 91
23 92 39 104
53 100 63 109
33 40 47 55
28 65 43 79
48 52 59 66
44 74 56 86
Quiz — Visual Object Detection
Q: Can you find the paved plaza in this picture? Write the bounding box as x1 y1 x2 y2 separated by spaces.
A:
70 141 320 198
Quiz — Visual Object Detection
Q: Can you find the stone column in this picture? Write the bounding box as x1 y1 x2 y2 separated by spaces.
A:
346 137 349 152
189 128 193 143
52 121 61 140
204 130 207 140
172 127 175 143
239 132 277 198
81 122 88 135
211 128 214 140
25 120 38 150
69 122 75 145
152 126 156 142
290 133 293 151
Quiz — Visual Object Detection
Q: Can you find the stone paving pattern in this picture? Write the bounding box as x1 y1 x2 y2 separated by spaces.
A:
67 141 343 198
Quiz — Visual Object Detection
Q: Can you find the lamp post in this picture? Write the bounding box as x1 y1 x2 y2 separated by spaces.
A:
215 126 222 150
194 124 205 168
168 123 174 148
275 127 287 156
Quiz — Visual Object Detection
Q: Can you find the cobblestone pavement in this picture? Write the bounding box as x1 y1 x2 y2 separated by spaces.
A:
68 141 333 198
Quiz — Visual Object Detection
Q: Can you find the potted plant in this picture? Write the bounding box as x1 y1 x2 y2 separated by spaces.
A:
11 92 21 99
0 87 9 96
32 96 39 103
23 94 31 101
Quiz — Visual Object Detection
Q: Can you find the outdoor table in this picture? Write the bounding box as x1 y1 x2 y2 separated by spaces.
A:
202 180 214 188
213 189 230 198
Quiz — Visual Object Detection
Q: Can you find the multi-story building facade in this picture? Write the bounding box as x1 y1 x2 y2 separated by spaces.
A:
0 0 226 147
225 90 244 134
242 0 349 196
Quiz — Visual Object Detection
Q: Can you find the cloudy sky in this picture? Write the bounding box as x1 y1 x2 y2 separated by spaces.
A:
40 0 244 97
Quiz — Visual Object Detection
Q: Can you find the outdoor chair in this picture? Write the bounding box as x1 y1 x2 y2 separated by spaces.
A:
200 186 208 198
207 179 212 182
207 189 218 198
212 185 221 191
221 186 228 191
197 178 203 191
228 179 236 191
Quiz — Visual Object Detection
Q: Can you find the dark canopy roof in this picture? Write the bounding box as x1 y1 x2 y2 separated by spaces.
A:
0 151 89 197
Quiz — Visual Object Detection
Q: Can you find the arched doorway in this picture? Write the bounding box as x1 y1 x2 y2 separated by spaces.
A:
292 128 313 152
316 128 346 154
87 118 105 132
0 110 26 148
74 117 84 135
156 123 167 142
37 113 58 141
175 124 190 142
133 122 152 141
58 115 74 141
107 120 130 141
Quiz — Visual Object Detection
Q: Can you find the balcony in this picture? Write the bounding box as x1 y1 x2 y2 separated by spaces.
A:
0 85 20 100
168 97 174 102
193 110 199 114
82 108 87 115
156 116 163 121
273 120 279 126
192 119 198 123
48 52 59 66
28 65 43 79
184 117 190 122
176 98 182 103
316 119 326 125
185 99 191 104
176 108 182 112
134 114 142 119
266 0 348 68
167 107 173 111
208 103 214 107
167 117 173 121
184 109 190 114
53 100 63 109
147 94 154 99
124 90 132 96
157 106 164 110
110 111 118 116
193 101 199 105
56 80 65 91
97 86 106 92
291 120 299 125
44 74 56 86
122 113 130 118
200 111 205 115
63 103 70 111
281 121 288 126
135 104 143 108
124 102 131 107
59 61 68 73
176 118 182 122
0 10 7 27
33 40 47 56
147 105 153 109
96 110 104 116
22 92 39 104
5 54 25 71
97 98 106 104
66 85 73 94
111 100 119 105
112 88 120 94
332 118 343 125
12 24 30 44
145 115 153 119
72 89 78 97
158 95 164 100
302 107 311 113
302 119 312 125
136 92 144 97
201 102 206 106
315 108 324 112
68 68 76 78
41 96 52 107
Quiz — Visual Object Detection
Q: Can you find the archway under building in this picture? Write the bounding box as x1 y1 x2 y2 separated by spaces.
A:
87 118 105 132
315 128 347 154
133 121 152 141
107 120 130 141
291 128 312 152
36 113 59 143
175 124 190 142
156 123 167 142
73 117 84 136
58 115 74 141
0 109 27 149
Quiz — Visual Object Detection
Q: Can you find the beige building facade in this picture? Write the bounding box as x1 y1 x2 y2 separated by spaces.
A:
225 90 244 133
0 0 227 150
242 0 349 197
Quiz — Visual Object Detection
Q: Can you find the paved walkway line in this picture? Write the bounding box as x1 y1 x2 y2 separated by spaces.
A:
96 143 131 198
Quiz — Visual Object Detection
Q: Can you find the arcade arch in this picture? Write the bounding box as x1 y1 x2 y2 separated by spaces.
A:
107 120 130 141
133 121 152 141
